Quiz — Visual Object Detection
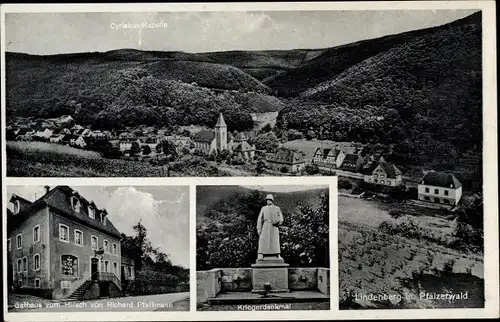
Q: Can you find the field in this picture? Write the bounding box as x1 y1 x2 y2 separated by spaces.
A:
6 141 226 177
338 196 484 309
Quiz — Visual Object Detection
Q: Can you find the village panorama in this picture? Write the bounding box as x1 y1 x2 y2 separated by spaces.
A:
5 10 484 310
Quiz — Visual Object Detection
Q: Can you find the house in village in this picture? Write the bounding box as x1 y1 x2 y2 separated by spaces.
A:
192 113 228 155
340 153 363 172
71 124 84 134
231 132 256 160
49 134 65 144
361 154 385 174
165 135 193 153
36 128 54 140
72 136 92 149
312 147 346 169
267 148 306 173
6 186 134 300
417 171 462 206
119 138 141 153
363 161 402 187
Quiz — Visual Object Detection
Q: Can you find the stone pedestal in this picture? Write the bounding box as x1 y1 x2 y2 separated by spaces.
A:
251 257 289 293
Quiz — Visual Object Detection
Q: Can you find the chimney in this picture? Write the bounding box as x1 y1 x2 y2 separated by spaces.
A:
44 185 50 195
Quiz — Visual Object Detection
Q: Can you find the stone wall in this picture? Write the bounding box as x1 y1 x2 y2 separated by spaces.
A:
196 269 222 303
220 268 252 291
317 268 330 295
197 267 331 303
288 268 318 290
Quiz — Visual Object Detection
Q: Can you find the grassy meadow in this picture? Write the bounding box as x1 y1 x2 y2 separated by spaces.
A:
338 196 484 309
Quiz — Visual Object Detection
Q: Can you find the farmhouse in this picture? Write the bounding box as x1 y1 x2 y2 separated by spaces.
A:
7 186 133 300
119 138 141 153
340 153 363 172
231 132 255 160
312 147 345 169
267 148 305 173
36 128 53 139
192 113 228 155
363 161 402 187
418 171 462 206
72 136 92 148
49 134 65 144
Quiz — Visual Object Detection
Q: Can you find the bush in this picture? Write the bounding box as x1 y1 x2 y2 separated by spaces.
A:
304 163 319 175
338 179 353 190
442 259 455 274
389 210 405 219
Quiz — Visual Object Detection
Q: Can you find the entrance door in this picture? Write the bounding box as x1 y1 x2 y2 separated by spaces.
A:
91 258 99 281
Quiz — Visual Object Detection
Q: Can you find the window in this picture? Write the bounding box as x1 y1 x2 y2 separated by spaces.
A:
425 187 429 193
61 255 78 276
34 254 40 271
425 196 430 201
33 225 40 243
444 190 449 196
71 197 81 212
74 230 83 246
22 257 27 272
104 260 110 273
434 189 439 194
7 239 11 251
99 212 105 224
17 259 22 272
16 234 22 249
127 266 132 278
14 200 20 214
112 243 117 255
434 198 440 203
88 206 95 219
91 236 98 250
34 278 41 288
103 240 109 253
59 224 69 243
444 199 450 204
113 262 118 275
380 180 385 184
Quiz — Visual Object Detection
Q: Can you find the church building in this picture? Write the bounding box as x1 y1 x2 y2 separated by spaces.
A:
193 113 229 155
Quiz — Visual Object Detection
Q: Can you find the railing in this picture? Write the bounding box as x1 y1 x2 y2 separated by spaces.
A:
96 272 122 291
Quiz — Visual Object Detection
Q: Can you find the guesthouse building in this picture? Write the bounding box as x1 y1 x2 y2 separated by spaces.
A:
7 186 129 300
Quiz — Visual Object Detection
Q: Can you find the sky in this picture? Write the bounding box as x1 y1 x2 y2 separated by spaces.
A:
4 10 478 55
7 185 190 268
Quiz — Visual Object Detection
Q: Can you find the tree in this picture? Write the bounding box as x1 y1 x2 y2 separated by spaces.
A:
161 139 178 161
255 159 267 175
305 129 317 140
287 129 304 141
142 145 152 156
130 142 141 156
254 132 280 152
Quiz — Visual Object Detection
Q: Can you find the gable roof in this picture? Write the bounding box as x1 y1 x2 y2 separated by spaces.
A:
233 142 255 152
8 186 121 238
268 148 305 165
343 153 360 163
375 162 402 178
420 171 462 189
193 130 215 143
235 132 248 141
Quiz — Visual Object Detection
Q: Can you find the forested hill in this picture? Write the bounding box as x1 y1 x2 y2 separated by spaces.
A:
5 11 482 188
275 11 482 190
196 185 328 223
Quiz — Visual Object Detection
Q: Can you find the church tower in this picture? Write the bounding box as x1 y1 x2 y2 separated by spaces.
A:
215 113 228 151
